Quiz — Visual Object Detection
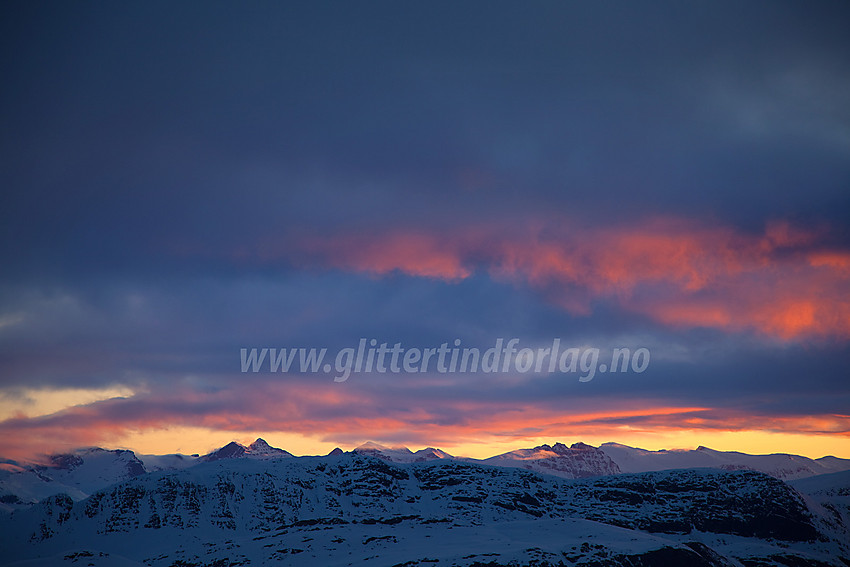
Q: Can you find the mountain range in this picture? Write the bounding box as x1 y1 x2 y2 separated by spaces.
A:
5 439 848 511
2 439 850 566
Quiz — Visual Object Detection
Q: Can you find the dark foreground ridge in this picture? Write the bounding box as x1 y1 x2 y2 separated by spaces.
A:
2 450 848 566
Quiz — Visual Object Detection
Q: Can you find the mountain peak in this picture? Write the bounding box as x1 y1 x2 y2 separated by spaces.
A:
200 439 292 462
487 442 621 478
247 438 274 452
355 441 394 451
352 443 451 463
412 447 453 461
201 441 248 462
247 438 292 457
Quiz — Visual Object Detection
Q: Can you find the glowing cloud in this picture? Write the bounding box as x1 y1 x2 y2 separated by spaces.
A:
247 217 850 340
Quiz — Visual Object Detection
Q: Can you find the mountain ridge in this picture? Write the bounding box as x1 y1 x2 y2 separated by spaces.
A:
3 438 850 514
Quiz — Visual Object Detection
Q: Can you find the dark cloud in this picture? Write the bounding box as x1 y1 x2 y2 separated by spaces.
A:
1 2 849 457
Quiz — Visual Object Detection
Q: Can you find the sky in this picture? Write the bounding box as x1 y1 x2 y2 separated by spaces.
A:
1 1 849 461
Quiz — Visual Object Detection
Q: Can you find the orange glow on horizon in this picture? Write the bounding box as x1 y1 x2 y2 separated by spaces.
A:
3 391 850 461
10 424 847 463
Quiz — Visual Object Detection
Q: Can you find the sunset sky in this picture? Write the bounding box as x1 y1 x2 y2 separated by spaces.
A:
1 2 849 461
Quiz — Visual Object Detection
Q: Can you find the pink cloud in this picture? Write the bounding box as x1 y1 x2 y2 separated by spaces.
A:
240 216 850 340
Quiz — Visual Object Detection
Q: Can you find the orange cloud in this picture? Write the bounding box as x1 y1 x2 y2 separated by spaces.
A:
250 216 849 340
809 251 850 272
298 231 472 280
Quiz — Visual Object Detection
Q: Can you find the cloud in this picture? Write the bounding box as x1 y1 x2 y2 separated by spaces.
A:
1 2 849 463
0 386 137 420
239 216 850 340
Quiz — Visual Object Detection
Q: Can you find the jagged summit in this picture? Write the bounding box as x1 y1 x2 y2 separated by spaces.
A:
486 441 621 478
532 442 596 456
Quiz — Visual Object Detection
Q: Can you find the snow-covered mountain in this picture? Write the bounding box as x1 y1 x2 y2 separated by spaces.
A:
2 452 848 566
136 452 198 473
351 441 621 478
600 442 850 480
4 439 850 517
791 469 850 538
352 441 453 462
198 438 293 462
0 438 289 511
0 448 148 510
483 441 621 478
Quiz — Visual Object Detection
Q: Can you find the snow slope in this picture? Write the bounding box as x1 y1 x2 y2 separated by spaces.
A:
0 448 146 511
600 442 850 480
